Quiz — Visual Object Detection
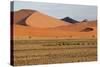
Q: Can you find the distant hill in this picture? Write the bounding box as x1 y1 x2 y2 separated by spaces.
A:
81 19 88 22
61 17 79 23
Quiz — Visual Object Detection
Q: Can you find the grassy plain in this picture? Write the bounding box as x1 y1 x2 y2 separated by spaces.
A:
12 38 97 66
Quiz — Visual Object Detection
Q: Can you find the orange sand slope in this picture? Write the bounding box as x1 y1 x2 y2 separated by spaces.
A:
12 9 97 39
26 11 70 28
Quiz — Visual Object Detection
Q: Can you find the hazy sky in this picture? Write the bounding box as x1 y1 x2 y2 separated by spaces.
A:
11 1 97 21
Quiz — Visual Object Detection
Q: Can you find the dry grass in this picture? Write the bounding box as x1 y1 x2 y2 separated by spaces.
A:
12 38 97 66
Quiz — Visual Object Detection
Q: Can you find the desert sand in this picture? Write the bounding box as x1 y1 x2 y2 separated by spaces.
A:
12 9 97 39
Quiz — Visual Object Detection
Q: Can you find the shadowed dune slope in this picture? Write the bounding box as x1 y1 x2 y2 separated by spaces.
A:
12 9 36 25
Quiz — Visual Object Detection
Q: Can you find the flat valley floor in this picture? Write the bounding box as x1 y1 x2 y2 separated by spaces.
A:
12 38 97 66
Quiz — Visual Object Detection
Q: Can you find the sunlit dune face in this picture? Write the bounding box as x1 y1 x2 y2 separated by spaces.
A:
26 12 69 28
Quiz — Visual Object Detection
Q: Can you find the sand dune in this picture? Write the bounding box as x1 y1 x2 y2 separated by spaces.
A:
54 20 97 32
26 11 70 28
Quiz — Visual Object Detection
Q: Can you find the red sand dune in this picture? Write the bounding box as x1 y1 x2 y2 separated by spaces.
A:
26 11 70 28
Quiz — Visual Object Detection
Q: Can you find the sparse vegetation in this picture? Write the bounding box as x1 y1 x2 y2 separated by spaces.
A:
13 39 97 65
